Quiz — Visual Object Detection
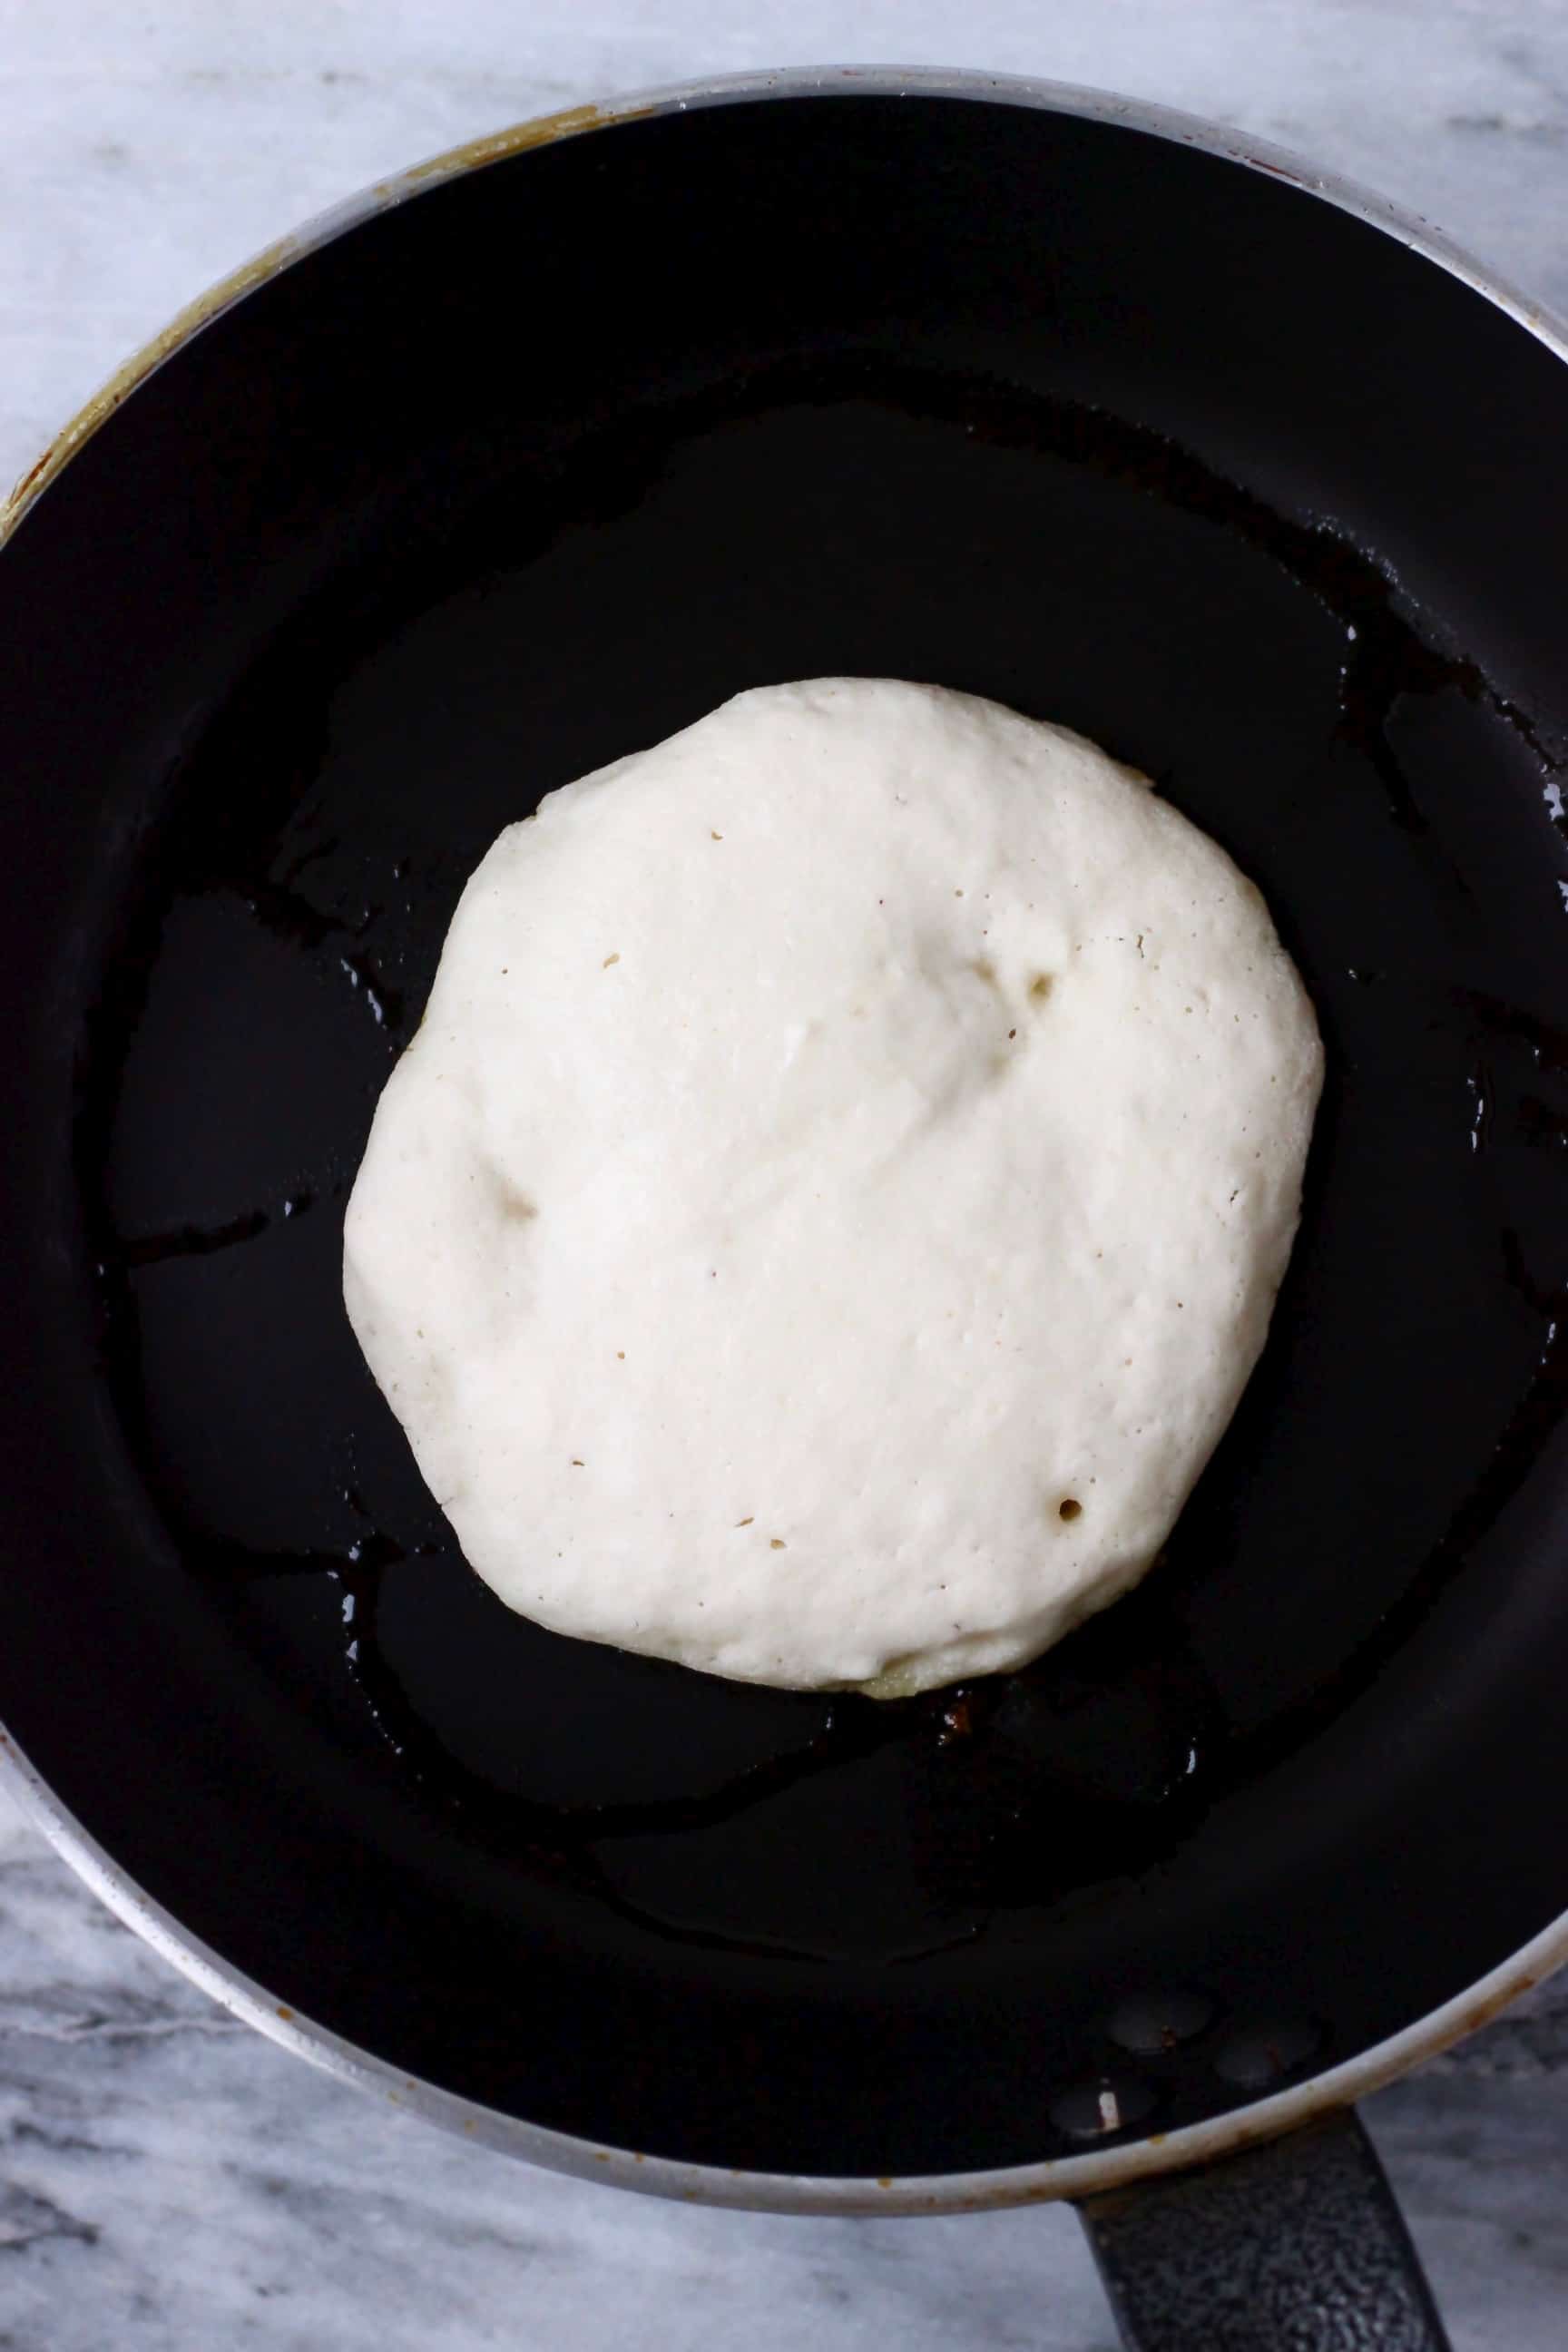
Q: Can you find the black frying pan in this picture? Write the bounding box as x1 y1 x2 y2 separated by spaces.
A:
4 70 1567 2351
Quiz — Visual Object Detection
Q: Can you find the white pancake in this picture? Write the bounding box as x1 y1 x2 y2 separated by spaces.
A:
344 680 1322 1695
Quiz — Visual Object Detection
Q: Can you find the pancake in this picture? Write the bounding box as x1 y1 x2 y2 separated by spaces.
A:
344 679 1322 1694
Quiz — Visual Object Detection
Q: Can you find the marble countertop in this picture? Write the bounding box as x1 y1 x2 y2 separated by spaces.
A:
5 4 1568 2347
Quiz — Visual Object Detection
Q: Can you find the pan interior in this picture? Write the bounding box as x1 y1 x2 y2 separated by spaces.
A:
5 92 1568 2177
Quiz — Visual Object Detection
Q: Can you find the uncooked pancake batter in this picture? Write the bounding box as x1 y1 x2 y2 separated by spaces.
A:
345 679 1322 1694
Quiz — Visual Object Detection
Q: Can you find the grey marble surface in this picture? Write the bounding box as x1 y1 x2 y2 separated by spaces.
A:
5 3 1568 2347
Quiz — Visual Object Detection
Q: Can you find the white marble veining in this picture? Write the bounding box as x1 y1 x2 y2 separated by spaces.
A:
5 3 1568 2347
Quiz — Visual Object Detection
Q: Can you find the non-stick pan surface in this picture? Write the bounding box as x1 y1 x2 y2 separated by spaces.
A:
3 79 1568 2187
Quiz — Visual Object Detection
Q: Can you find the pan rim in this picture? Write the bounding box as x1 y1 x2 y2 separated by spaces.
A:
5 61 1568 543
2 1707 1558 2210
5 59 1567 2212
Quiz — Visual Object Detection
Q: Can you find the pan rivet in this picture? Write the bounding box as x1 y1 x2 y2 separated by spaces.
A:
1106 1988 1217 2054
1047 2075 1156 2141
1212 2015 1323 2088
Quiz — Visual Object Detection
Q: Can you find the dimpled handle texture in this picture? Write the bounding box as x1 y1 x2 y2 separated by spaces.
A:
1075 2109 1453 2352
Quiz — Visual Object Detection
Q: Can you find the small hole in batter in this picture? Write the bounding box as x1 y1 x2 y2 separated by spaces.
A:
1058 1497 1083 1522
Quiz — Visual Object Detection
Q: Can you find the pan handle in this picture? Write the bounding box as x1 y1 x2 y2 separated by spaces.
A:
1074 2107 1453 2351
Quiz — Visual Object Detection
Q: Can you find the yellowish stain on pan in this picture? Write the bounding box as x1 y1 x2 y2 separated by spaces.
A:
379 102 615 191
0 98 637 544
1 232 302 534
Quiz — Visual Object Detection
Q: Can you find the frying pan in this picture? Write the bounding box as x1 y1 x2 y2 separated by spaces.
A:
3 65 1567 2351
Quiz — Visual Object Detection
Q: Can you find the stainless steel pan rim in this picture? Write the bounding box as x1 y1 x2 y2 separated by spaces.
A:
5 60 1565 2216
4 1709 1557 2213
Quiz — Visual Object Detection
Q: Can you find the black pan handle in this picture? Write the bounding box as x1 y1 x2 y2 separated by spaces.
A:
1074 2107 1452 2351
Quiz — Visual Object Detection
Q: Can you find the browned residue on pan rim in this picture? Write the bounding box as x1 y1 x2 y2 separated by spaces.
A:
0 98 639 545
2 234 300 535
